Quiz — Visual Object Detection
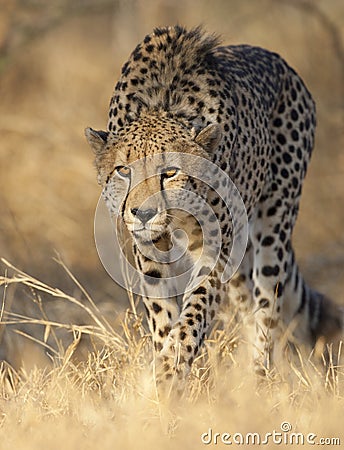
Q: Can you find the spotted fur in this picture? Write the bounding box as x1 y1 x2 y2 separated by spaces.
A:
86 26 343 387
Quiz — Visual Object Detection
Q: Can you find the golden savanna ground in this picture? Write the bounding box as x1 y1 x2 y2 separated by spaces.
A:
0 0 344 448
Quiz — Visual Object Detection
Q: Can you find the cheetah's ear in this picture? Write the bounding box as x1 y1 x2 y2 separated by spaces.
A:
85 128 109 155
194 123 222 153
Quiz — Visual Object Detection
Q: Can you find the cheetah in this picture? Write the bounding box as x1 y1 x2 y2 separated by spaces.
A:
85 26 343 385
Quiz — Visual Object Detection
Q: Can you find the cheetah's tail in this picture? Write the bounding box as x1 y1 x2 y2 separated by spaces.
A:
309 291 344 356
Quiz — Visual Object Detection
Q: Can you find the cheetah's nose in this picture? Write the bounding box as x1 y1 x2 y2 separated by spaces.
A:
131 208 158 224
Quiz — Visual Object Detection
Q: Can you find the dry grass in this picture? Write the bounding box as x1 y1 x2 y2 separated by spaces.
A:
0 0 344 448
0 259 343 449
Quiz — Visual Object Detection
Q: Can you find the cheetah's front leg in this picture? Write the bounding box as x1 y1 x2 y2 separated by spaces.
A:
133 244 180 353
155 262 225 388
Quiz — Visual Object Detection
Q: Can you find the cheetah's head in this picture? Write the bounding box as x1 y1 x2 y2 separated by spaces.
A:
85 114 221 242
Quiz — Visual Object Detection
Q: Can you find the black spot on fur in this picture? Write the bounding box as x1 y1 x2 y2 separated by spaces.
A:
262 265 280 277
277 133 286 145
179 331 186 341
261 236 274 246
193 286 207 295
152 302 162 314
259 298 270 308
144 270 162 285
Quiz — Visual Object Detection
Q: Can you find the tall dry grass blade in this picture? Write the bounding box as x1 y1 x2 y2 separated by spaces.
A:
0 258 124 346
58 329 82 375
290 346 311 388
53 253 116 335
0 271 9 347
0 271 7 324
30 287 65 355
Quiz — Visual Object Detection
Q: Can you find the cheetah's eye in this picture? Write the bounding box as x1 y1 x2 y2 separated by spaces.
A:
115 166 131 178
161 167 180 179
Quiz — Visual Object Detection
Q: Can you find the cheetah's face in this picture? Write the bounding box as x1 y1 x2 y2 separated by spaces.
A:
107 152 190 242
85 115 221 242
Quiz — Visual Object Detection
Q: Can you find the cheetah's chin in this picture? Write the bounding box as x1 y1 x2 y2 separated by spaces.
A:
131 228 166 243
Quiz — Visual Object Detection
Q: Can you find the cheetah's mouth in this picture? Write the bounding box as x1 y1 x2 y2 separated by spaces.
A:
126 222 167 243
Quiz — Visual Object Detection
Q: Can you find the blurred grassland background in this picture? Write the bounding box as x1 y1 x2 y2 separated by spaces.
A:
0 1 343 448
